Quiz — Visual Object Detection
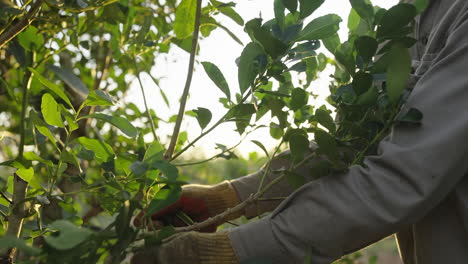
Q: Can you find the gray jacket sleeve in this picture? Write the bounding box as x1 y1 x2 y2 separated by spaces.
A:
228 9 468 264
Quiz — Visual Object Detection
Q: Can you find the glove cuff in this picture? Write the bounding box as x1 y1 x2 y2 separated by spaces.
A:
196 232 239 264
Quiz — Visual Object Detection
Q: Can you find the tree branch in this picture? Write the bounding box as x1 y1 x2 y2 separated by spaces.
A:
1 55 35 262
164 0 202 160
0 0 44 49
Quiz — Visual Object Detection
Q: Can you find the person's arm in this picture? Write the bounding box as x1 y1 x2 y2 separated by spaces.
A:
229 9 468 264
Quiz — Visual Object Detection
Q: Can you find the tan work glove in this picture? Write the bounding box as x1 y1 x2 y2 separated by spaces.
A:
131 231 239 264
134 181 242 232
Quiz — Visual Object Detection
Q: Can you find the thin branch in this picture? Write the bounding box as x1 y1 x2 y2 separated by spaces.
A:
165 153 317 234
134 58 159 141
93 43 112 91
164 0 203 160
0 0 44 49
0 191 12 204
172 129 253 167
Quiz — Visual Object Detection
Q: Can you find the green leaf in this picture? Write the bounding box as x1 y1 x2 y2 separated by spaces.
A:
28 68 74 109
145 226 176 246
386 43 411 104
16 167 41 190
286 171 306 189
83 113 138 138
314 130 338 159
289 133 309 161
201 62 230 100
274 0 285 28
193 107 212 129
356 86 378 105
146 186 182 216
216 2 244 26
44 220 93 250
335 41 356 76
47 65 89 100
290 88 308 111
150 161 179 181
144 141 165 163
30 111 58 149
413 0 429 13
226 104 256 119
349 0 374 21
76 137 115 164
397 107 423 124
299 0 324 19
0 236 41 256
315 109 336 133
136 15 152 43
297 14 342 41
174 0 197 38
322 33 341 54
355 36 377 62
238 42 265 94
352 72 373 95
377 4 417 38
17 26 44 51
84 90 115 106
251 140 270 158
245 19 288 58
24 152 53 166
282 0 297 13
41 93 64 128
60 105 79 132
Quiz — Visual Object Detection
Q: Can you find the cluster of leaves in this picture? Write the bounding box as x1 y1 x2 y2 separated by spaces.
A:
0 0 426 262
0 0 249 262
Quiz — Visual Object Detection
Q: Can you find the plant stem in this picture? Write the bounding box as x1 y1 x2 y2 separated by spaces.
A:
164 153 317 234
133 57 158 142
0 0 43 49
164 0 202 160
1 62 35 262
173 129 252 166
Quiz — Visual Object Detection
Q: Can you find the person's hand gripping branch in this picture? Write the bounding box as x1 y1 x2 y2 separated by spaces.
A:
133 181 243 232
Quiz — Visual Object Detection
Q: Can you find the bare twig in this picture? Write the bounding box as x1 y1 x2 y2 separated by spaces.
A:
164 0 203 160
134 57 159 141
0 0 44 49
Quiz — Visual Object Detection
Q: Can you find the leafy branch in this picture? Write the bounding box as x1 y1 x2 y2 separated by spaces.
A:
0 0 44 49
164 0 203 160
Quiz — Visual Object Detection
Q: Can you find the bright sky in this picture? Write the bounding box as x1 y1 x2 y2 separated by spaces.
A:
127 0 398 159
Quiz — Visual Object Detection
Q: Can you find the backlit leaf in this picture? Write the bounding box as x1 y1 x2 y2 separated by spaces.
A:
201 62 231 100
41 93 64 128
174 0 197 38
83 113 138 138
297 14 342 41
386 43 411 104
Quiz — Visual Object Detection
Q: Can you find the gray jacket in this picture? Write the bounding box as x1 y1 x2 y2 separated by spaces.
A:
228 1 468 263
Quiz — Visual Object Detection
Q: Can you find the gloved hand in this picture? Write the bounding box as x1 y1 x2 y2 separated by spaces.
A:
134 181 242 232
130 231 239 264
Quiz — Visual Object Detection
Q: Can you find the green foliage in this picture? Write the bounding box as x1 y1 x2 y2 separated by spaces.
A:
0 0 421 262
